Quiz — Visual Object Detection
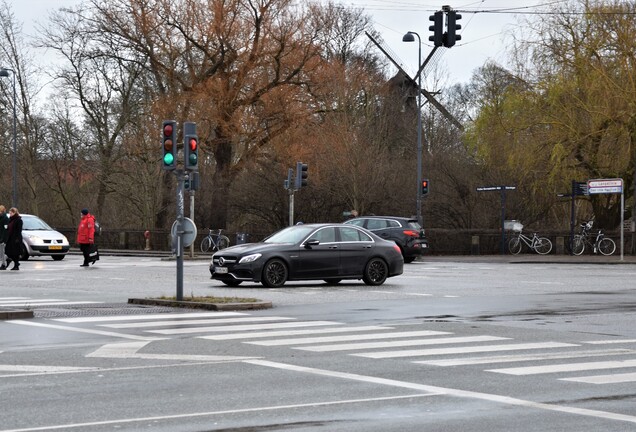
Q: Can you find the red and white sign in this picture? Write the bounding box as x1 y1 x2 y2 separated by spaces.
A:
587 178 623 194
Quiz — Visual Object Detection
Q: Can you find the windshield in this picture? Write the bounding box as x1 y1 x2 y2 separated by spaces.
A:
264 225 315 244
22 216 54 231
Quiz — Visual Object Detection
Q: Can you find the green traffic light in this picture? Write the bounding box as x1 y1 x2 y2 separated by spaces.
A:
163 153 174 165
189 154 197 165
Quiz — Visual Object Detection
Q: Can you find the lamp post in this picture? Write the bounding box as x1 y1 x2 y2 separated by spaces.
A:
0 68 17 208
402 31 423 226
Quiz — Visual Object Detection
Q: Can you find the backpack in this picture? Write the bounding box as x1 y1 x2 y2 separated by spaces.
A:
94 219 102 236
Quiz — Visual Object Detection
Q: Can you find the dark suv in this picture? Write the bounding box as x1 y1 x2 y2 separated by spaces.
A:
344 216 428 263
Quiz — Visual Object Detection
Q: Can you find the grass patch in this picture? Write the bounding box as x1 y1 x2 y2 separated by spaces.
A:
156 295 260 304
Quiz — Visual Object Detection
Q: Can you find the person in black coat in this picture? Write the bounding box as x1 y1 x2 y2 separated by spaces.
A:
5 207 23 271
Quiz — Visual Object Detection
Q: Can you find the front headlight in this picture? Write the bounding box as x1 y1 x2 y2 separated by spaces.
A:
23 233 43 245
239 253 262 264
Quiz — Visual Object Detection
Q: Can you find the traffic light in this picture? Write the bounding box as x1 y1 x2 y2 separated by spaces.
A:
162 120 177 171
428 11 443 47
184 134 199 171
445 11 462 48
421 179 429 196
295 161 308 189
184 171 200 191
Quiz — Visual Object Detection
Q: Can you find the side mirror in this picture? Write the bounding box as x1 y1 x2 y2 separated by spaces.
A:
304 239 320 248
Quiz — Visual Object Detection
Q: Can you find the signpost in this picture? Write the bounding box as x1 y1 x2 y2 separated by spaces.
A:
587 178 624 261
476 186 516 254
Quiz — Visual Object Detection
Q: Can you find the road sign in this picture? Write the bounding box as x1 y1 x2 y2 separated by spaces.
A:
171 217 198 248
476 186 516 191
587 178 623 194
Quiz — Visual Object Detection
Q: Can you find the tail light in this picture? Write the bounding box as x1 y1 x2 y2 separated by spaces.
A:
403 230 419 237
393 244 401 254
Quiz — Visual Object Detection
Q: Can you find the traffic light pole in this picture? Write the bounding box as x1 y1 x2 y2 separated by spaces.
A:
175 170 185 300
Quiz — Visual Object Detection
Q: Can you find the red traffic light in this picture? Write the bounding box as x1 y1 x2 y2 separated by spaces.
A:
163 123 173 137
421 179 429 195
188 137 197 151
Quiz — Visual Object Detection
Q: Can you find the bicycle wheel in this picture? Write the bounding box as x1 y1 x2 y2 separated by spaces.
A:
200 236 212 253
597 237 616 256
508 237 522 255
572 236 585 255
534 237 552 255
218 235 231 250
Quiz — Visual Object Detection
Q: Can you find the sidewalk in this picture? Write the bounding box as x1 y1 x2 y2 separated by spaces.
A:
422 254 636 264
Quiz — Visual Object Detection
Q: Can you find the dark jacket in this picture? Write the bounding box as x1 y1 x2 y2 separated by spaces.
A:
5 213 23 256
0 211 8 243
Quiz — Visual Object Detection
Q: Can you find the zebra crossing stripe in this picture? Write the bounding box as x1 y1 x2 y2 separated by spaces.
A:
248 330 452 346
56 312 246 323
488 359 636 376
147 321 341 335
199 326 393 341
300 335 509 353
561 372 636 384
355 341 576 359
101 316 296 329
417 349 635 366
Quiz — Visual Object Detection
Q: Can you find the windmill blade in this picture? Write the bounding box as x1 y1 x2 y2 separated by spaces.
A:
365 32 463 131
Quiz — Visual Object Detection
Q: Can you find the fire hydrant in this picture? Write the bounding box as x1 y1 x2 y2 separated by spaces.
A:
144 230 151 251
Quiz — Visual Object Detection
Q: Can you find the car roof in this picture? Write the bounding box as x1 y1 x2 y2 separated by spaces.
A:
349 216 416 222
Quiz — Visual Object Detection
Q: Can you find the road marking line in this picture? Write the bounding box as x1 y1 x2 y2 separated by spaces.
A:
7 320 162 341
561 372 636 384
300 335 508 352
245 359 636 424
585 339 636 345
417 349 635 366
0 301 102 306
147 321 341 335
199 326 393 340
488 359 636 375
404 293 433 296
248 330 452 346
0 394 436 432
0 365 98 373
356 341 576 359
86 341 257 362
55 311 246 323
101 316 295 329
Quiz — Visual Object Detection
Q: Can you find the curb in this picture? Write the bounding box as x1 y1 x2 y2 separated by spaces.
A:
128 298 272 311
0 309 34 320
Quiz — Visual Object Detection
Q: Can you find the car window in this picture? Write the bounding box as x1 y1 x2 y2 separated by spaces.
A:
387 220 401 228
338 227 372 242
265 225 315 244
344 219 365 227
307 227 336 243
406 221 422 230
22 216 53 231
366 219 387 230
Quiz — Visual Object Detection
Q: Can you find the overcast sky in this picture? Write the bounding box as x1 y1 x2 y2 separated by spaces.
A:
12 0 549 87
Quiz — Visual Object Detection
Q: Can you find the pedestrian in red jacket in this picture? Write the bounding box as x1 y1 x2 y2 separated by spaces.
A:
77 208 96 267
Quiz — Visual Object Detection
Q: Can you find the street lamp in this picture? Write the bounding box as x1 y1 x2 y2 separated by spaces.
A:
402 31 423 227
0 68 17 208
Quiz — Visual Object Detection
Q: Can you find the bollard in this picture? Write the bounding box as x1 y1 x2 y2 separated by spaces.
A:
471 235 480 255
555 236 564 255
144 230 151 251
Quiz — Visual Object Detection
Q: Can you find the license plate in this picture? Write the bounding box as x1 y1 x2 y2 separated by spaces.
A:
49 245 62 250
215 267 228 274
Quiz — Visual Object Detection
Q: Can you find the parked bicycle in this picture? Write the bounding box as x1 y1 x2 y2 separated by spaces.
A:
571 219 616 256
200 228 231 253
508 224 553 255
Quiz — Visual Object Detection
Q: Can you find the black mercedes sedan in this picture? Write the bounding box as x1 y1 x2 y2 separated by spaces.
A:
210 223 404 288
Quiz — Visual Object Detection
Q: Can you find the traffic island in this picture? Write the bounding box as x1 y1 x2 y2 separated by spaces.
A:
128 296 272 311
0 309 34 320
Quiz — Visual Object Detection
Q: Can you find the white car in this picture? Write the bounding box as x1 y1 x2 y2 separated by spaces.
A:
20 214 70 261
